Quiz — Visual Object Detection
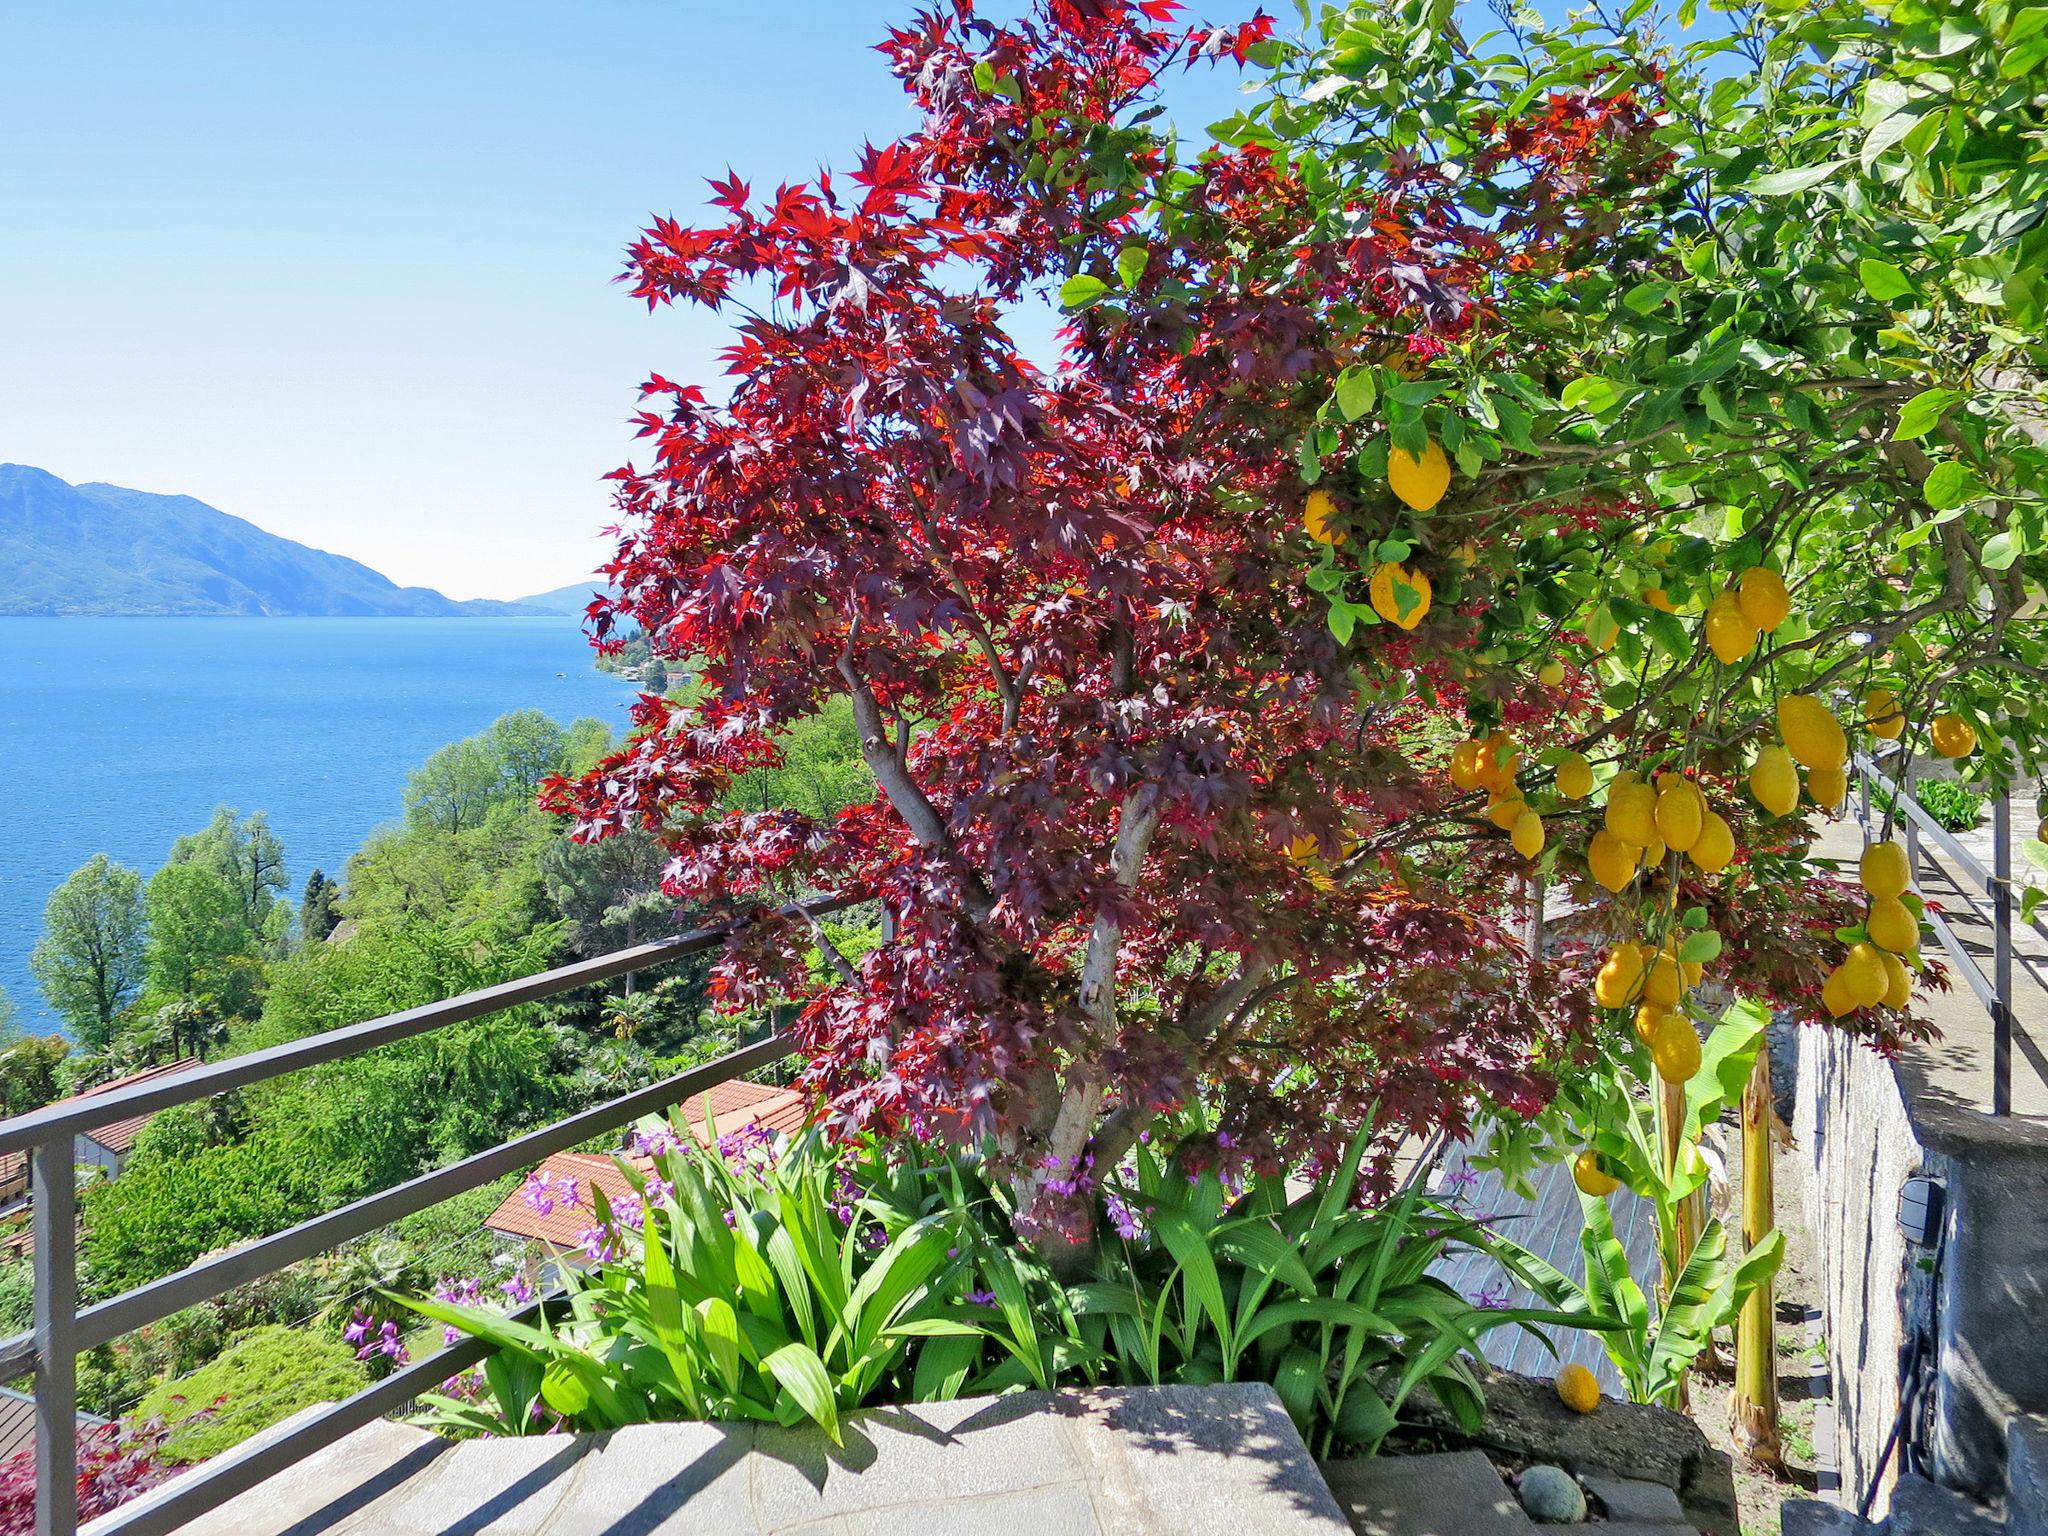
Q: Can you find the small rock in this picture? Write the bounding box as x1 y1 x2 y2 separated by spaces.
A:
1518 1464 1588 1523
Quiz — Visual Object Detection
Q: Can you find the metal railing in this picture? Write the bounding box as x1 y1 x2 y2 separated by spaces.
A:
1853 750 2041 1116
0 897 851 1536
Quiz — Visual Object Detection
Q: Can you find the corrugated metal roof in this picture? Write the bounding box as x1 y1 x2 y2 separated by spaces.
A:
483 1079 810 1248
0 1386 105 1463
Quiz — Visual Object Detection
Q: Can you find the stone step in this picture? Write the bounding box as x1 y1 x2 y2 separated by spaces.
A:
2009 1415 2048 1536
95 1384 1356 1536
1319 1449 1531 1536
1887 1473 2006 1536
1781 1499 1876 1536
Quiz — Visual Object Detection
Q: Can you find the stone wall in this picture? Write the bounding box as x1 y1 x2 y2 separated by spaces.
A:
1797 1022 2048 1511
1795 1022 1927 1514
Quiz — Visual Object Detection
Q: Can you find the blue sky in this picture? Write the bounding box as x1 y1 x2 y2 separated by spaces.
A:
0 3 1254 599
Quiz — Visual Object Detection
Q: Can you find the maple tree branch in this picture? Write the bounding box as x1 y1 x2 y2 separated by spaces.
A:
800 906 859 987
838 645 995 923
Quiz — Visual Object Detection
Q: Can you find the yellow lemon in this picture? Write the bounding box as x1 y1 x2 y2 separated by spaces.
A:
1644 953 1684 1007
1572 1150 1620 1198
1388 439 1451 511
1487 792 1529 831
1930 713 1978 759
1705 591 1758 666
1644 587 1678 613
1737 567 1792 632
1538 658 1567 686
1304 489 1344 545
1637 831 1667 869
1868 896 1918 954
1594 943 1646 1009
1882 951 1912 1010
1369 562 1433 630
1863 688 1905 740
1634 1002 1668 1044
1449 739 1486 792
1476 732 1520 793
1555 752 1594 801
1588 830 1638 894
1556 1362 1602 1415
1778 695 1847 769
1841 943 1889 1007
1512 808 1546 859
1860 841 1910 900
1655 779 1705 853
1821 967 1858 1017
1807 763 1848 809
1652 1014 1702 1082
1751 746 1802 817
1689 811 1735 874
1606 781 1659 846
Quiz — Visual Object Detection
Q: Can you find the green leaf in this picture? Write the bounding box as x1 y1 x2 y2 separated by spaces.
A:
1058 274 1109 309
1561 375 1622 415
1115 246 1148 290
1743 160 1848 195
1983 531 2021 570
1335 366 1378 422
1678 929 1723 964
1923 460 1988 511
1858 258 1914 302
1893 388 1963 441
760 1341 841 1443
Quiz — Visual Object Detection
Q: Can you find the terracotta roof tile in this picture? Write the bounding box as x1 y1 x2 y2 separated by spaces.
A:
484 1078 811 1249
0 1057 210 1193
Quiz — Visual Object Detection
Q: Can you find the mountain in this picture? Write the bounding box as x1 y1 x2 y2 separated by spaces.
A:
0 464 547 617
514 581 614 616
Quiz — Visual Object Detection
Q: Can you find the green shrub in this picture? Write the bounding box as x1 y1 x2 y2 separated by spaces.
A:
1917 780 1985 831
136 1324 365 1463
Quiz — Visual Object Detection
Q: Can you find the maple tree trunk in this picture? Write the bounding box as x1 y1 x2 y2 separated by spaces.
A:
1731 1043 1783 1466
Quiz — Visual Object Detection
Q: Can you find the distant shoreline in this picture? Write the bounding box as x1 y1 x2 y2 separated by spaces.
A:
0 610 571 620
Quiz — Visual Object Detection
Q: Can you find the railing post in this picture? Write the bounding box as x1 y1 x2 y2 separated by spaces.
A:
32 1138 77 1536
1994 790 2014 1117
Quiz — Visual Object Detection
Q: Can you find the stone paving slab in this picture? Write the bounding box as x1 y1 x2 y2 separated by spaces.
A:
94 1384 1352 1536
1319 1449 1532 1536
1582 1472 1689 1523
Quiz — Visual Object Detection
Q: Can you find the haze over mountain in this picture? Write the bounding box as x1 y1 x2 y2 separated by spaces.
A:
513 580 614 617
0 464 545 617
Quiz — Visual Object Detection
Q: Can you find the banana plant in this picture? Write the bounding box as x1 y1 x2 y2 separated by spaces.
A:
1479 1195 1782 1408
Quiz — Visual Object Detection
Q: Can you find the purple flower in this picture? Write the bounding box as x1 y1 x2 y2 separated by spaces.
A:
1104 1191 1144 1241
1471 1279 1514 1310
523 1169 583 1217
355 1319 409 1365
499 1275 535 1305
577 1224 624 1265
631 1125 682 1157
342 1312 369 1347
966 1289 997 1306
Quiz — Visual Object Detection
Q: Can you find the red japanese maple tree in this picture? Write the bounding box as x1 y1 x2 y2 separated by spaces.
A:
550 0 1666 1263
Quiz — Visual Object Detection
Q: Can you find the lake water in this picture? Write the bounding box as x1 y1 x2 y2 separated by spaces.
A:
0 618 636 1034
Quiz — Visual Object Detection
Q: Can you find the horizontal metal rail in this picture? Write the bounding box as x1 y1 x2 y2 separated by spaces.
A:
8 1034 794 1361
1852 753 2026 1116
0 895 855 1158
0 895 851 1536
100 1327 501 1536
